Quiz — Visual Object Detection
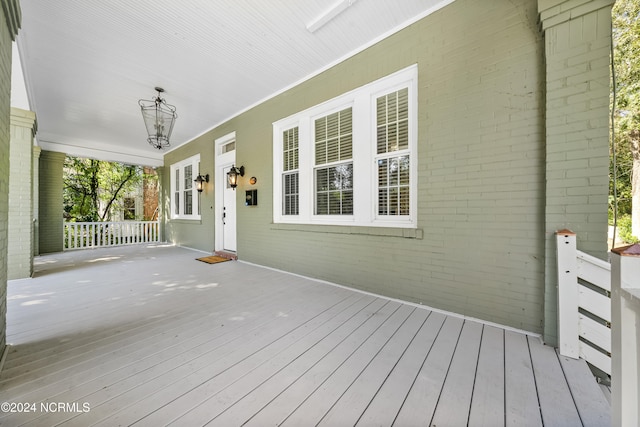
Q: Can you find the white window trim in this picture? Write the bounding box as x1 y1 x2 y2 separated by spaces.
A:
170 154 201 220
273 65 417 228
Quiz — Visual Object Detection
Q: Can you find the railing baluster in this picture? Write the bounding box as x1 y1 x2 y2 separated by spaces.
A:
62 220 160 250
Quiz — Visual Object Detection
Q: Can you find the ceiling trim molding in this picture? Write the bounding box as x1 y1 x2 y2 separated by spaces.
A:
38 139 164 167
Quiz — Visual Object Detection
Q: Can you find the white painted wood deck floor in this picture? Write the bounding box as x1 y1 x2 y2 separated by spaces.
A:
1 245 610 426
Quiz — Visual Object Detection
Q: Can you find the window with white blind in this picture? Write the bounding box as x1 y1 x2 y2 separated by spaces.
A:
282 126 299 215
170 154 201 220
376 88 410 216
273 65 417 228
314 108 353 215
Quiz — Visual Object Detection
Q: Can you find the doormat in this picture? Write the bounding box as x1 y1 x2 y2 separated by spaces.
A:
196 256 231 264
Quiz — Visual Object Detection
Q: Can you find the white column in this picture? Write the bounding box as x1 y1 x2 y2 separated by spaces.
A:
611 244 640 427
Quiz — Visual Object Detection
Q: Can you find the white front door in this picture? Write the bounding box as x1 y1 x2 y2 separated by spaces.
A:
215 132 237 253
222 165 237 252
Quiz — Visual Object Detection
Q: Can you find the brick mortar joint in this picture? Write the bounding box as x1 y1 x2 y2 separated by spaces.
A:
538 0 615 32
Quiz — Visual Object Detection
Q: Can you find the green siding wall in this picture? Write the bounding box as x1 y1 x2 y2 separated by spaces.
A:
237 0 546 334
163 133 216 251
164 0 611 336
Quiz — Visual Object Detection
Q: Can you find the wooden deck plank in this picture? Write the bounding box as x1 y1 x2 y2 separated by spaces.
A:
1 272 341 391
430 320 483 427
7 251 304 341
354 311 447 426
316 308 429 426
6 286 353 425
1 289 339 426
2 280 298 381
0 246 610 427
556 349 611 427
49 290 352 426
392 315 465 426
504 330 543 427
468 325 506 427
213 302 411 426
6 262 301 349
528 337 582 427
106 294 377 426
6 251 217 336
4 262 301 352
215 302 411 426
165 298 393 426
238 300 402 427
4 296 356 426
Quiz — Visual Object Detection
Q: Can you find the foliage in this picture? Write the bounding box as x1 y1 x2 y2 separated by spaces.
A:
618 215 640 243
611 0 640 222
63 156 144 222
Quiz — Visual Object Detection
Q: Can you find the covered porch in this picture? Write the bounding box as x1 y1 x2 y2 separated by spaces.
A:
1 245 610 426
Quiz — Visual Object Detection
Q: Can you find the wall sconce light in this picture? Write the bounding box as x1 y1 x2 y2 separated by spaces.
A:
227 165 244 189
194 173 209 193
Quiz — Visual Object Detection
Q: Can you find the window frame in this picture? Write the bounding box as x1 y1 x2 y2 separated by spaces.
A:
272 65 417 228
170 154 201 220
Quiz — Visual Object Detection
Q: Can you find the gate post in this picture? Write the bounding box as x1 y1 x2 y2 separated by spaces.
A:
556 230 579 358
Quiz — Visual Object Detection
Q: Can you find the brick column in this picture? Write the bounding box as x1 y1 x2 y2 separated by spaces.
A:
8 107 36 279
539 0 615 345
1 0 22 357
38 151 65 254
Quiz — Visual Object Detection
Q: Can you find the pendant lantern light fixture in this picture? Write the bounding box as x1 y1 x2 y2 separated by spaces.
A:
139 87 177 150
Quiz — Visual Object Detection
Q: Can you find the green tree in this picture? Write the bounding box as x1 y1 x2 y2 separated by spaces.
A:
612 0 640 241
63 156 143 222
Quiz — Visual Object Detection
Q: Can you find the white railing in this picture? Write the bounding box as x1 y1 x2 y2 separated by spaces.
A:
556 230 611 376
557 230 640 426
64 220 160 250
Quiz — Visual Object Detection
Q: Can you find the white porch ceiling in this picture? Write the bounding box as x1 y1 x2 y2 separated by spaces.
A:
16 0 452 166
